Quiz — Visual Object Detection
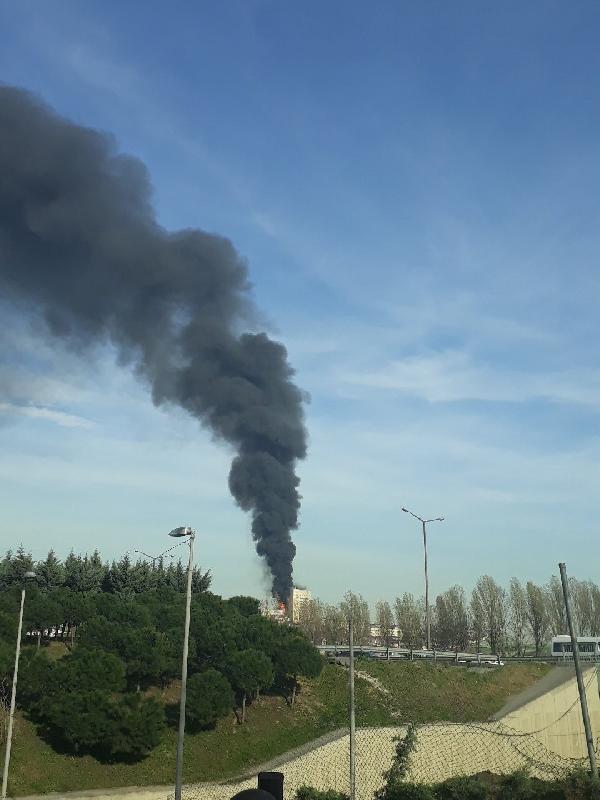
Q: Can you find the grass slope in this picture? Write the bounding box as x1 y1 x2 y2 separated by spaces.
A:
8 662 550 796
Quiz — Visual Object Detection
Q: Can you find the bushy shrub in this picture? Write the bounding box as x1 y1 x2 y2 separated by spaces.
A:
564 770 600 800
296 788 349 800
106 693 166 760
38 689 165 760
390 787 436 800
375 725 418 800
62 647 126 693
435 775 488 800
186 668 233 730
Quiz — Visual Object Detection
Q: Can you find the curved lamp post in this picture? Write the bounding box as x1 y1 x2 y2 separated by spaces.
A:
169 527 195 800
402 508 444 650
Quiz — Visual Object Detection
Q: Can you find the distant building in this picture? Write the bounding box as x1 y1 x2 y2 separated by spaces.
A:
260 597 287 623
369 622 401 645
289 585 311 623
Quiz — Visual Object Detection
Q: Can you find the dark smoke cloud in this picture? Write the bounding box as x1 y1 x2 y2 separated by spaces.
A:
0 85 307 600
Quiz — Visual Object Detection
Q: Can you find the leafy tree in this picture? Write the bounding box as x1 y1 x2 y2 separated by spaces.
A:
322 604 346 645
340 591 371 645
166 560 186 592
129 560 154 594
54 588 93 643
227 596 260 617
12 546 35 584
39 690 114 753
272 629 322 706
189 595 240 671
0 639 13 678
36 550 64 592
186 669 233 731
92 593 151 628
240 614 278 653
433 587 468 651
297 599 325 645
375 600 396 654
395 594 423 649
107 693 165 759
38 690 165 760
24 590 62 649
104 554 134 596
225 648 273 722
63 552 83 593
163 626 196 681
61 648 126 692
80 617 170 690
0 610 17 644
0 551 14 591
17 652 58 711
191 565 212 593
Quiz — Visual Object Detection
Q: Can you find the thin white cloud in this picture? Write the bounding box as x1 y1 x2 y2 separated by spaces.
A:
337 349 600 408
0 402 93 429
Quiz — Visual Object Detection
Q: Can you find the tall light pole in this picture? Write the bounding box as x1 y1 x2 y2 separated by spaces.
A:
402 508 444 651
168 526 195 800
2 570 36 800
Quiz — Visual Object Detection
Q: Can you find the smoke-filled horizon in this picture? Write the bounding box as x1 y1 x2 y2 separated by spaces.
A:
0 85 307 601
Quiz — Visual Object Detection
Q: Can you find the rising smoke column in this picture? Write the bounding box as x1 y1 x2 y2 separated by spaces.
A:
0 85 307 600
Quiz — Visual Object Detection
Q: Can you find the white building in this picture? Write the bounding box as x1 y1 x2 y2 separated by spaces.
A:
289 585 311 623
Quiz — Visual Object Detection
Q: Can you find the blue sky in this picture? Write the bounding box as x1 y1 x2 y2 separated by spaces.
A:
2 1 600 607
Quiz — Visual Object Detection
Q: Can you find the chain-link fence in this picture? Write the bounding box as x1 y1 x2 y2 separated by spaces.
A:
175 664 598 800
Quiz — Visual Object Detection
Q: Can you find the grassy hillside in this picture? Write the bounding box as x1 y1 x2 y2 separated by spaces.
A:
8 661 550 796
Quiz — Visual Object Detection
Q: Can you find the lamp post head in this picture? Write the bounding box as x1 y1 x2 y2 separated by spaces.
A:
168 526 194 538
401 508 408 513
24 571 36 580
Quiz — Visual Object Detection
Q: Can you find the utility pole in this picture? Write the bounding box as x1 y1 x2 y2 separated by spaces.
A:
559 562 598 778
348 611 356 800
2 571 36 800
402 508 444 650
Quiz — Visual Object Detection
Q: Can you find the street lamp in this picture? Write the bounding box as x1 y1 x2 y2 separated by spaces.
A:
2 570 36 800
402 508 444 651
168 526 195 800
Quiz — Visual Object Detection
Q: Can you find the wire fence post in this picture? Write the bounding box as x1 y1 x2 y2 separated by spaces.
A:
349 612 356 800
559 561 598 778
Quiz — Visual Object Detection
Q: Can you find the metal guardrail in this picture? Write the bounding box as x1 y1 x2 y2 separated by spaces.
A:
317 644 600 665
317 645 503 664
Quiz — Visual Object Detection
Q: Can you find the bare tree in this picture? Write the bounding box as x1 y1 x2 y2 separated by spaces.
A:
508 578 528 656
470 590 485 652
340 591 371 645
526 581 549 656
394 593 423 649
322 604 346 645
546 575 567 635
591 584 600 636
375 600 395 655
571 580 594 636
296 598 325 644
471 575 507 654
434 586 468 650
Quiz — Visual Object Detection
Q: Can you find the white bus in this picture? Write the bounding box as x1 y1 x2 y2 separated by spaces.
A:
551 635 600 657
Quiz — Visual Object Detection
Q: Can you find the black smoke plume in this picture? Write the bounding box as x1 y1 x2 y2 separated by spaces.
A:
0 85 307 600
